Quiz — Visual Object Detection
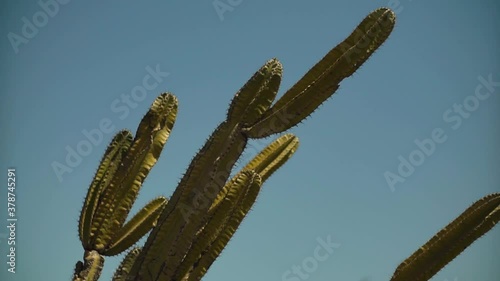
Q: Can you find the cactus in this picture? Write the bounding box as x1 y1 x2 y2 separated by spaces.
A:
72 7 498 281
112 247 142 281
73 94 176 280
124 7 396 281
390 193 500 281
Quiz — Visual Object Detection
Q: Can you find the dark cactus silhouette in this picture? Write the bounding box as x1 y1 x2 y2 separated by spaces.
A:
71 7 499 281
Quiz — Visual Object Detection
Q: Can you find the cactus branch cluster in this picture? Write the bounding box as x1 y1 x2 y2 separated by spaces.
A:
74 94 176 280
71 7 499 281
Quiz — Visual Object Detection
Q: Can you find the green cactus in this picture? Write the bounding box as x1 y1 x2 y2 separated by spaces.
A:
74 93 176 280
112 247 142 281
172 134 299 281
390 193 500 281
72 6 499 281
125 8 396 281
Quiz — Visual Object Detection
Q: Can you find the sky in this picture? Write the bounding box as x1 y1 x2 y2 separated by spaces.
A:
1 0 499 281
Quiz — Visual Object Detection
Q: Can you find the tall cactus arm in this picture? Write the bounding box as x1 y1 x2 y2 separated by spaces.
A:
90 136 151 248
242 133 299 182
390 193 500 281
209 133 298 214
130 120 248 281
112 247 142 281
173 171 260 280
187 172 262 281
90 93 178 253
129 61 282 279
226 58 282 125
244 7 396 138
173 134 299 279
133 106 297 280
104 196 168 256
79 130 133 249
128 60 282 279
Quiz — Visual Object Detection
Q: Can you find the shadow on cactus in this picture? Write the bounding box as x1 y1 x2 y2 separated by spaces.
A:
71 7 499 281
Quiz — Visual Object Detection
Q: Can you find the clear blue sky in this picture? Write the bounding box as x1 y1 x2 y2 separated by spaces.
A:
1 0 499 280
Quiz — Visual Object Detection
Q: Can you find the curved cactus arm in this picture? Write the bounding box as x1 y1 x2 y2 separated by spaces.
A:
130 120 249 280
173 135 299 280
227 58 283 125
131 134 298 280
131 66 287 279
112 247 142 281
390 193 500 281
242 133 299 182
207 133 298 216
173 171 260 280
79 130 133 249
90 93 178 252
182 135 298 279
187 172 262 281
244 7 396 138
104 196 168 256
89 138 151 251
